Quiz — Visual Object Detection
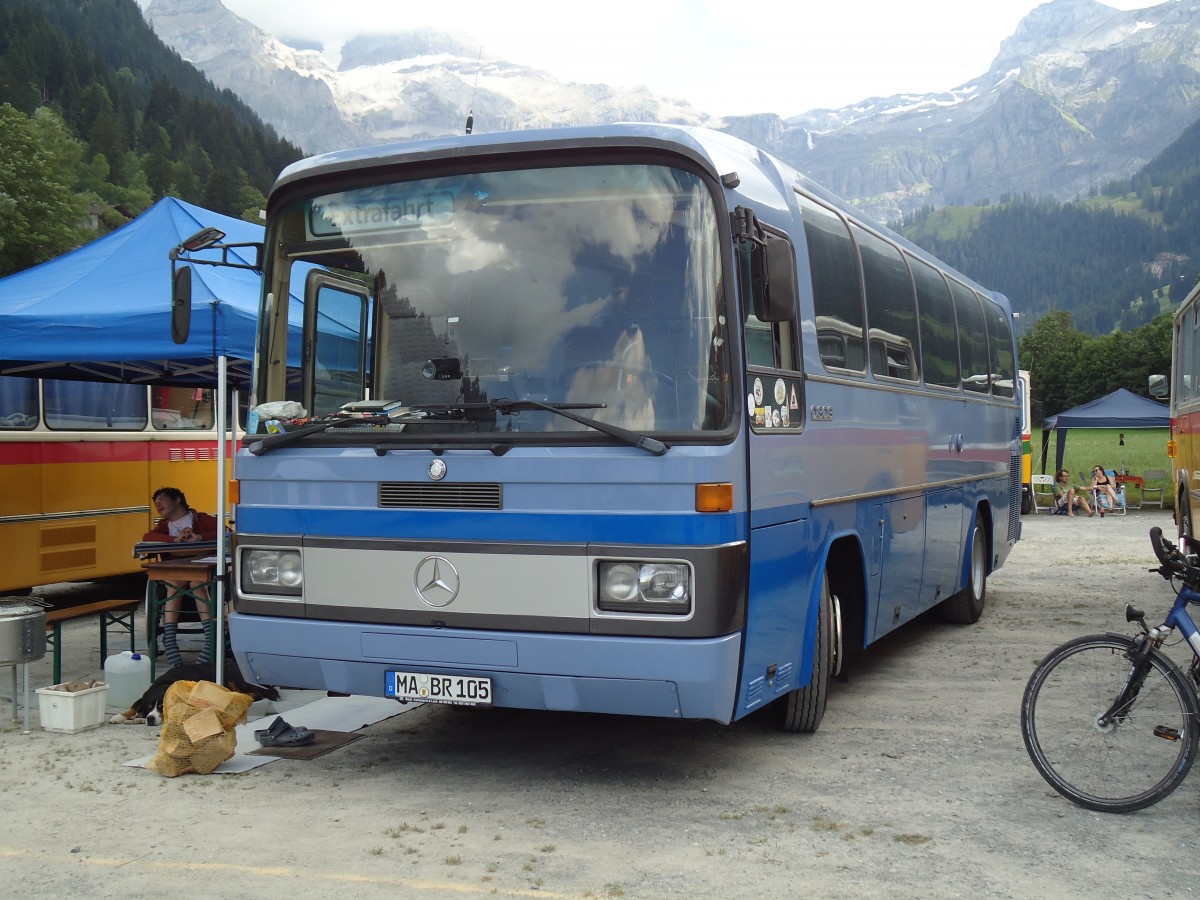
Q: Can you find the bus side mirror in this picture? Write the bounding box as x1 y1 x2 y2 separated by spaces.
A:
1149 374 1168 399
171 265 192 344
757 237 798 323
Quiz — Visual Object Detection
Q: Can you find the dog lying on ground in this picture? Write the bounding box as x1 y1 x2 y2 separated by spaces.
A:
109 658 280 725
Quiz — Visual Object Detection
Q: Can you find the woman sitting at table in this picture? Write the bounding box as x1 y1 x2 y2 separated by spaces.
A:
141 486 220 666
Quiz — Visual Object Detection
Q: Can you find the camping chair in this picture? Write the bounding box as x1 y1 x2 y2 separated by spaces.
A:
1141 469 1169 508
1093 468 1127 516
1031 474 1057 514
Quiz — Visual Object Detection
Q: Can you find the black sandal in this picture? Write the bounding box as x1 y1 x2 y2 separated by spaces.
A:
254 716 315 747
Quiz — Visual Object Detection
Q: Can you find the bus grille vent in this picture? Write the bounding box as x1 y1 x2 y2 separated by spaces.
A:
40 524 96 548
41 548 96 574
1008 453 1021 541
378 482 502 510
169 447 216 462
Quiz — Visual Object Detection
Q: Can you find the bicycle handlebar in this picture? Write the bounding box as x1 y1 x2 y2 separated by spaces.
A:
1149 526 1200 587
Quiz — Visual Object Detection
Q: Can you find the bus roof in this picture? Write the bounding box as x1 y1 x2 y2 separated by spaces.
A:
269 123 1010 310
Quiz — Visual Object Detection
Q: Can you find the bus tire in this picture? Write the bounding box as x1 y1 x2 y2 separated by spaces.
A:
777 574 831 733
939 520 987 625
1179 488 1193 545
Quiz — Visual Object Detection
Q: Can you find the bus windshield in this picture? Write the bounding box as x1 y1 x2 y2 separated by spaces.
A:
263 163 732 438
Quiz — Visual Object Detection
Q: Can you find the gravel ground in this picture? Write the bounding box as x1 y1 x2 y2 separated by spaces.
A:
3 506 1199 899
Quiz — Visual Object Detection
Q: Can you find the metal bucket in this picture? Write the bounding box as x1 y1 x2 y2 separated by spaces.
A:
0 599 47 665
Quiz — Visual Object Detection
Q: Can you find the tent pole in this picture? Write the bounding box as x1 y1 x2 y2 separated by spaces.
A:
215 355 227 688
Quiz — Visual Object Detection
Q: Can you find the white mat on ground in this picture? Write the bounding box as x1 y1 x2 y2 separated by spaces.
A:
123 692 417 772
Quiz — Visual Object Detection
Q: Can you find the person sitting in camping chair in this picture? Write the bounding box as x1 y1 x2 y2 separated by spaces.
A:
1053 469 1094 517
1089 465 1121 516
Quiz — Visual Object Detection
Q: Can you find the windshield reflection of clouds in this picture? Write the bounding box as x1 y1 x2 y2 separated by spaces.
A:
306 164 730 434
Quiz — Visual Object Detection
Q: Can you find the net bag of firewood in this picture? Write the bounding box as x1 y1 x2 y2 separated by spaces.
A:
146 680 254 777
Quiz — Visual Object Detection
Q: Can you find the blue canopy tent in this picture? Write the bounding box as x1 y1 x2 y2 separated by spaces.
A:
0 197 268 385
1042 388 1170 474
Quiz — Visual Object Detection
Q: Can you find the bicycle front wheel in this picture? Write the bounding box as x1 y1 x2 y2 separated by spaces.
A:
1021 633 1200 813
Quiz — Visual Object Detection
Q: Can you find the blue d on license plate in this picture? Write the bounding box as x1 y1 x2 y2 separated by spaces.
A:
386 671 492 707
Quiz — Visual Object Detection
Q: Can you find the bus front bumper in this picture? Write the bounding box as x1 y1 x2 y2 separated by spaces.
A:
230 612 743 724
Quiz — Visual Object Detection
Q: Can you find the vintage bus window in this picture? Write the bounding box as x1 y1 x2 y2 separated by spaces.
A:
853 226 918 382
981 294 1016 399
0 377 38 429
950 280 989 393
44 380 147 430
797 195 864 372
1179 308 1197 402
270 164 732 435
910 257 959 388
152 386 214 430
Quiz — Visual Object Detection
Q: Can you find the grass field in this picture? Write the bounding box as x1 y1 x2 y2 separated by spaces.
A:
1035 427 1173 507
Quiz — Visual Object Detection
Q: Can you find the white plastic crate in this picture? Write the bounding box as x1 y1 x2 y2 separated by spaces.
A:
36 683 108 734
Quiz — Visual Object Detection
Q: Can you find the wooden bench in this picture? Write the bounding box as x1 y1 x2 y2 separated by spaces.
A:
44 599 140 684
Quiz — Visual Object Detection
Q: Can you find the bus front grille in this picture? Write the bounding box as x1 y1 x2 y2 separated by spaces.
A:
378 482 503 510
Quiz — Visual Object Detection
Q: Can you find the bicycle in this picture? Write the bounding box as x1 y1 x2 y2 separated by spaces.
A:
1021 526 1200 812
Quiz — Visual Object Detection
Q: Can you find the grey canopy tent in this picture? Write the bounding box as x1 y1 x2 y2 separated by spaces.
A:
1042 388 1169 474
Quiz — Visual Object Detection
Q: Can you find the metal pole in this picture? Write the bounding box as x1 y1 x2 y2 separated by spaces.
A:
215 356 227 687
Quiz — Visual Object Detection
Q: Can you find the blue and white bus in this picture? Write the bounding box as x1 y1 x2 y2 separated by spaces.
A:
217 124 1020 732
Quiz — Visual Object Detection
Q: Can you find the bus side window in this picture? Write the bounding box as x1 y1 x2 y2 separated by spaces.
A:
853 225 919 383
909 257 959 389
981 293 1016 399
304 271 371 417
0 376 38 429
950 280 988 393
797 194 864 372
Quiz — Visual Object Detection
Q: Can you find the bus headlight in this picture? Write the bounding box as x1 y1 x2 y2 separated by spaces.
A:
241 548 303 596
597 562 690 614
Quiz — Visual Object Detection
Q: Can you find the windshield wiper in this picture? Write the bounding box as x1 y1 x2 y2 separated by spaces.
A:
486 397 668 456
248 398 668 457
248 413 390 455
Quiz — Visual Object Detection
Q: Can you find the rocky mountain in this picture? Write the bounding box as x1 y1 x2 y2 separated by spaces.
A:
767 0 1200 219
144 0 1200 221
143 0 709 154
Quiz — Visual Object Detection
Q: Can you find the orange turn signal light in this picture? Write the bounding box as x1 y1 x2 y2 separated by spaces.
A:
227 480 240 504
695 482 733 512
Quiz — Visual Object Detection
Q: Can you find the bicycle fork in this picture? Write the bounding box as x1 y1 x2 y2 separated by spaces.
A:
1098 606 1168 731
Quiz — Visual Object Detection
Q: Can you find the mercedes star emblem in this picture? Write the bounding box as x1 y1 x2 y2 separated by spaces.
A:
428 458 447 481
414 556 460 607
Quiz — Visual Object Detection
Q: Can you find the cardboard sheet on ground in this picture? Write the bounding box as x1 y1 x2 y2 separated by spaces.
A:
124 693 416 772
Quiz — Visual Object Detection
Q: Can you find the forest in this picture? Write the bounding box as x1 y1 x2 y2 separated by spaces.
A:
0 0 301 276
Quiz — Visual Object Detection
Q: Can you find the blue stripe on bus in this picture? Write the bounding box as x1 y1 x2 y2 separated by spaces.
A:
236 506 747 545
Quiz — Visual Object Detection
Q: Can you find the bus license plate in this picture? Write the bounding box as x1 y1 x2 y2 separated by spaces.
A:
386 671 492 707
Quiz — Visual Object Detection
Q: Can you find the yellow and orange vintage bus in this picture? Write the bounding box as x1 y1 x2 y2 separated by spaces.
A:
1171 282 1200 538
0 377 231 593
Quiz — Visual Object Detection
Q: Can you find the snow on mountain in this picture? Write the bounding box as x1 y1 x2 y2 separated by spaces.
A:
144 0 1200 220
145 0 711 154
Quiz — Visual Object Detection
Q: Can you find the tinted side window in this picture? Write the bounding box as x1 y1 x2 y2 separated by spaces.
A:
797 194 864 372
853 226 919 382
44 380 147 430
950 280 988 393
0 377 39 429
981 293 1016 398
910 257 959 388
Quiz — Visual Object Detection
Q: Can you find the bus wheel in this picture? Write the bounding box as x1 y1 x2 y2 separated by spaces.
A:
777 574 832 733
939 521 987 625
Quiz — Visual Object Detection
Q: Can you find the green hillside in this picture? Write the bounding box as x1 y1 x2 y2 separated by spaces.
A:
0 0 303 275
897 114 1200 336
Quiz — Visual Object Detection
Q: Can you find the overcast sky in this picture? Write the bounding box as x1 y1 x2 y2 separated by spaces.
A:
209 0 1158 117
